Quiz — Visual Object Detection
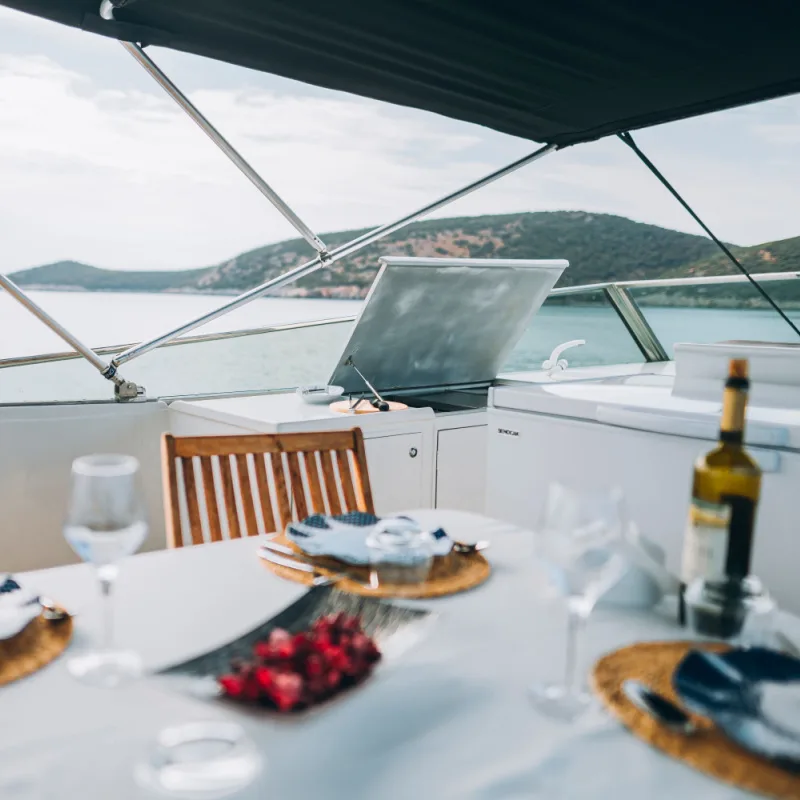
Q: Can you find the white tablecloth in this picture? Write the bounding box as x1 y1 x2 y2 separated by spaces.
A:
2 511 770 799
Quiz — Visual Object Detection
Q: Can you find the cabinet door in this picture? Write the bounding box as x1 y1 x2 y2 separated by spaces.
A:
436 426 487 513
364 433 425 514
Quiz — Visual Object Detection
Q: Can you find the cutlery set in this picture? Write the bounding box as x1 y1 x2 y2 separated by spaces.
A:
623 644 800 768
258 535 490 588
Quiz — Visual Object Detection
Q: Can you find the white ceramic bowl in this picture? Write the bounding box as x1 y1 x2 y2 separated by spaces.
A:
296 384 345 405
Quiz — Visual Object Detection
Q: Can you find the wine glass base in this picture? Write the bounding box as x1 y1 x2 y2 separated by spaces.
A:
67 649 142 688
529 682 592 722
135 721 262 799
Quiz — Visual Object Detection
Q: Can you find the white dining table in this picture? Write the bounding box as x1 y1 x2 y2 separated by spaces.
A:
2 510 782 799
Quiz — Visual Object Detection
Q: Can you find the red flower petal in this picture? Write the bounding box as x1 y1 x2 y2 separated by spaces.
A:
341 615 361 634
254 642 275 660
269 672 304 711
218 674 244 698
325 669 342 690
254 667 274 691
269 628 292 646
323 645 349 672
242 675 261 702
304 653 324 678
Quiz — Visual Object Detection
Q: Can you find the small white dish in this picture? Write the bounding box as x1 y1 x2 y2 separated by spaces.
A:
287 513 452 565
296 385 345 405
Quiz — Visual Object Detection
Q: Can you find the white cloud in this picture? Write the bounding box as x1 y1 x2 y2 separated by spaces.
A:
0 52 497 271
0 24 799 274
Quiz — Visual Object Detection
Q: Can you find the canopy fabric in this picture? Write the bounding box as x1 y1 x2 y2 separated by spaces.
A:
3 0 800 145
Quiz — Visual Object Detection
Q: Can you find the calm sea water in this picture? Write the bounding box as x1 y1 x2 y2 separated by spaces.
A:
1 290 799 403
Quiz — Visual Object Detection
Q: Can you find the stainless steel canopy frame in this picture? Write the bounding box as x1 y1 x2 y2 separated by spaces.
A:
98 0 329 259
0 1 557 400
17 0 798 397
0 274 142 400
110 143 557 368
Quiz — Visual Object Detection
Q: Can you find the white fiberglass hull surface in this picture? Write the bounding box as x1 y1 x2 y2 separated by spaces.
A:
487 368 800 613
0 401 169 571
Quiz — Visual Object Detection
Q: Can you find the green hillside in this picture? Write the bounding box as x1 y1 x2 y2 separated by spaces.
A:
633 235 800 309
10 260 212 292
176 211 724 296
9 211 799 305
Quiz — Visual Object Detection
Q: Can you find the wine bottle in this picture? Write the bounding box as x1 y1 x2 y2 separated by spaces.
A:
678 358 762 625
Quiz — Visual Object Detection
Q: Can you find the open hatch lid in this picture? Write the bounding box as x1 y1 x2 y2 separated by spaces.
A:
329 257 567 394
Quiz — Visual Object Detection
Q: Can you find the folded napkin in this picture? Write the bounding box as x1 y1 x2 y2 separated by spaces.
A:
286 512 452 565
0 575 41 640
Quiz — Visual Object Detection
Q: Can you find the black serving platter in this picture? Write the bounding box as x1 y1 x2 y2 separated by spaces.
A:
154 586 432 702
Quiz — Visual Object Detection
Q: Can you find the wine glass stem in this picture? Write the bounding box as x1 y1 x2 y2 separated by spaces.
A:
564 601 587 694
97 563 118 652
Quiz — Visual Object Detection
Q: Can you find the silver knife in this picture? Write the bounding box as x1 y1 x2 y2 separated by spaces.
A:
258 546 336 587
261 539 303 558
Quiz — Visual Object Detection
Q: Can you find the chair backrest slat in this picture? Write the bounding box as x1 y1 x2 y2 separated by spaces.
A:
217 455 242 539
269 452 292 531
236 453 259 536
335 449 359 511
161 429 374 548
252 453 276 534
162 436 183 548
351 429 374 513
285 451 309 521
305 452 326 515
181 457 205 547
319 450 343 516
199 456 223 543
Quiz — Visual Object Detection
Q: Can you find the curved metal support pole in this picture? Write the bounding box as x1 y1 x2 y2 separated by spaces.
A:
111 142 558 368
100 1 329 258
0 273 143 399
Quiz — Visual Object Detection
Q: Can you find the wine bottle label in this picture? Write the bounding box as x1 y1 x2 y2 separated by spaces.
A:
681 498 732 583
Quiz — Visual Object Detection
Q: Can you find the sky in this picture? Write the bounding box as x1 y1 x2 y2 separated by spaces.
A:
1 7 800 273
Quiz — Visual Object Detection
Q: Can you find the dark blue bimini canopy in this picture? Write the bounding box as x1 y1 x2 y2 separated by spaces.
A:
2 0 799 146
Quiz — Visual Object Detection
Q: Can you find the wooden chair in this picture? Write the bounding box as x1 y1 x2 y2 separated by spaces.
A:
161 429 375 548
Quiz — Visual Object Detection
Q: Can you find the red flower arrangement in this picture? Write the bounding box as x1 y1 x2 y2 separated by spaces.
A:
217 612 381 712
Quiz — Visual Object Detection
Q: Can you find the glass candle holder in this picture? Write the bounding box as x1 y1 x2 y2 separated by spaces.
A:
685 575 775 644
366 518 434 586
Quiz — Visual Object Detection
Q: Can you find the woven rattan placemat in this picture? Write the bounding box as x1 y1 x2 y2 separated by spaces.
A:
261 535 490 598
592 640 800 799
0 613 72 686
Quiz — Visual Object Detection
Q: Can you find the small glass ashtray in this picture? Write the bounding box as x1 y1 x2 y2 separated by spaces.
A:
135 721 262 798
366 518 434 586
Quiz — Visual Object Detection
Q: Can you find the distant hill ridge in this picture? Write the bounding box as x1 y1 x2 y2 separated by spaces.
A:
9 211 799 299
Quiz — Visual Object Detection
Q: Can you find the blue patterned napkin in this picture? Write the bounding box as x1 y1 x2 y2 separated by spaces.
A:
286 513 452 565
0 575 41 640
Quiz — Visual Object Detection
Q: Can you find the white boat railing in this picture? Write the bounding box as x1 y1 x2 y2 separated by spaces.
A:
0 270 798 386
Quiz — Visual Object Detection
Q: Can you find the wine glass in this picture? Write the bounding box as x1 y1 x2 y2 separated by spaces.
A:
530 482 628 721
64 453 147 688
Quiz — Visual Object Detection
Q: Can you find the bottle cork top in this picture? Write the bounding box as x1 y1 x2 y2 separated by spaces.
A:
728 358 749 379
